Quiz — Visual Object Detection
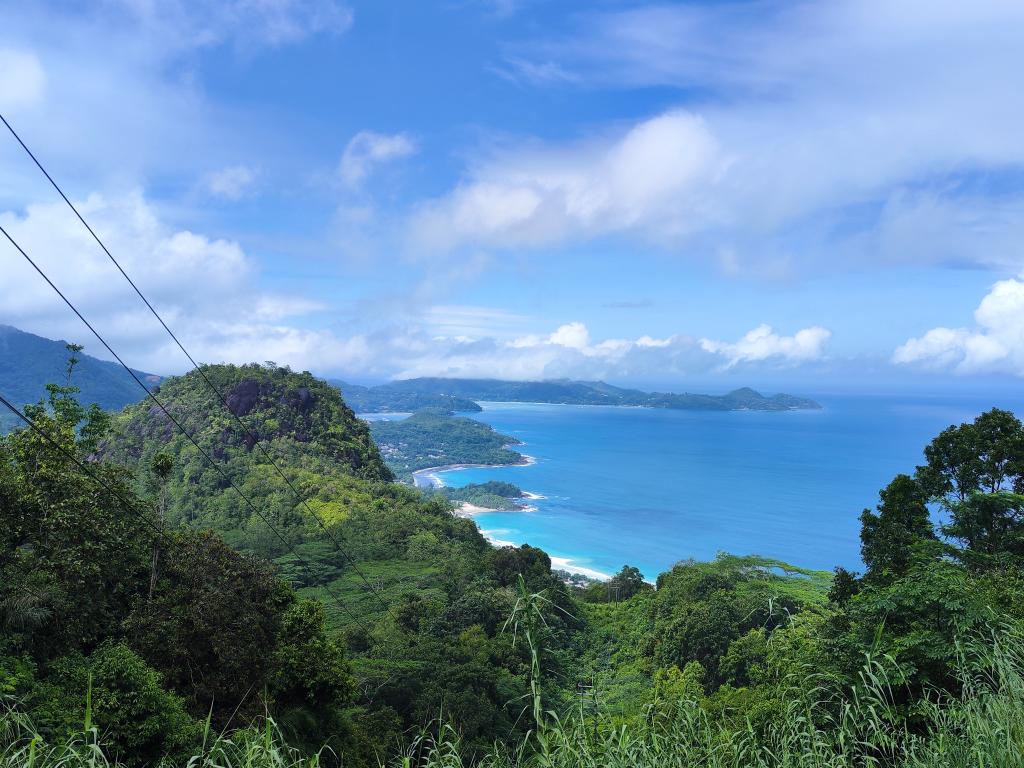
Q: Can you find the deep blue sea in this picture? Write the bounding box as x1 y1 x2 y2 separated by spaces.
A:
425 394 1024 580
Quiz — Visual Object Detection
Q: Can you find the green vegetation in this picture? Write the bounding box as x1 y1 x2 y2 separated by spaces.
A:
1 362 578 763
353 377 822 411
436 481 526 510
3 350 1024 766
370 411 524 480
332 380 482 414
0 325 159 434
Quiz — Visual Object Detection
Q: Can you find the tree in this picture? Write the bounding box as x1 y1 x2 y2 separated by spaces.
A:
30 644 199 767
607 564 649 601
126 531 293 724
859 474 936 582
917 409 1024 502
270 600 356 750
828 566 860 604
944 491 1024 564
0 386 152 659
147 453 174 598
916 409 1024 566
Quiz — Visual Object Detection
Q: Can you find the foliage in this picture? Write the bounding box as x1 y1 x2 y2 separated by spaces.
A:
5 351 1024 768
435 482 525 511
370 412 524 480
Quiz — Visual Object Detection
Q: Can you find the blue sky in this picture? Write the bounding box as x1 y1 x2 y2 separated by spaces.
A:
1 0 1023 393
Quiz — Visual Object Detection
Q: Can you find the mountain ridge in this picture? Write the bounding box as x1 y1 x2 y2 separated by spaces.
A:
342 376 821 412
0 324 161 431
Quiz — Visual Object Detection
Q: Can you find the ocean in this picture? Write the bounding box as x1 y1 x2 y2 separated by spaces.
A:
422 394 1024 580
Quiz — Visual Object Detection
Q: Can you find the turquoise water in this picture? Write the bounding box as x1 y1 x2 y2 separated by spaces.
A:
432 395 1024 580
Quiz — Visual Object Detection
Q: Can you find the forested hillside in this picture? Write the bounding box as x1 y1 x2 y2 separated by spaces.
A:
0 326 159 433
3 358 1024 767
370 411 525 480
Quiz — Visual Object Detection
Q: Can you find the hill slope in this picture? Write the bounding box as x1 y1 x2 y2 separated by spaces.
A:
0 324 160 431
94 363 582 752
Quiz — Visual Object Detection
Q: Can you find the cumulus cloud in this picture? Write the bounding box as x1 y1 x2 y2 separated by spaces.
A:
0 49 46 109
339 131 417 187
893 277 1024 375
0 191 833 385
390 320 831 380
700 324 832 368
0 191 374 375
411 110 722 251
202 165 258 200
414 1 1024 273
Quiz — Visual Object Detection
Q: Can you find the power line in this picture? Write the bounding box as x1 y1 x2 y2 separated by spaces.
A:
0 227 370 631
0 112 396 620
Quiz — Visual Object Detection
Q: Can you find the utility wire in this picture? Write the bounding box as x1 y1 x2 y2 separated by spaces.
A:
0 112 396 620
0 391 373 635
0 226 370 631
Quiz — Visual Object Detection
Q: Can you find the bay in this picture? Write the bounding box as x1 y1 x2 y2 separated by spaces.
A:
431 394 1024 580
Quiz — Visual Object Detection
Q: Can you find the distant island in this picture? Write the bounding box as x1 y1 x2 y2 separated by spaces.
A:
338 377 821 413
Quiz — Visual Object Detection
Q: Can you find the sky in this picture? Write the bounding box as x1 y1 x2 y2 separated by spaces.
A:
1 0 1023 394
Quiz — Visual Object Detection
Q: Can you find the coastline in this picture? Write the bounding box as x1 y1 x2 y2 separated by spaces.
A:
480 529 610 581
411 452 610 581
412 454 537 489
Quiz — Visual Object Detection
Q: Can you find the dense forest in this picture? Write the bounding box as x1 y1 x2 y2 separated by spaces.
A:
0 326 159 434
369 411 525 481
2 355 1024 766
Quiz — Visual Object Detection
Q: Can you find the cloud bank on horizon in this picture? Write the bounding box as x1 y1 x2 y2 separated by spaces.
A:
1 0 1023 384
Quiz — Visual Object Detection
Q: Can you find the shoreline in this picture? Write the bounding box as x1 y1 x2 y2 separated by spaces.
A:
411 454 537 489
482 529 610 580
406 439 612 582
410 454 611 582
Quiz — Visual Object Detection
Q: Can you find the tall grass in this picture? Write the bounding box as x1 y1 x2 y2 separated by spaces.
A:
4 619 1024 767
0 703 325 768
390 608 1024 768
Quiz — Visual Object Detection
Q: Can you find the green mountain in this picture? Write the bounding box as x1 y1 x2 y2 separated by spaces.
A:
0 324 160 432
369 410 524 480
331 379 482 414
348 377 821 412
88 363 574 755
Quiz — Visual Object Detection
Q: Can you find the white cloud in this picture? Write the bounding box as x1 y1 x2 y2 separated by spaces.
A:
0 49 46 109
411 110 723 251
392 320 831 380
0 191 372 375
0 188 834 383
894 277 1024 375
700 324 831 368
339 131 417 187
548 322 590 349
203 165 258 200
420 1 1024 273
